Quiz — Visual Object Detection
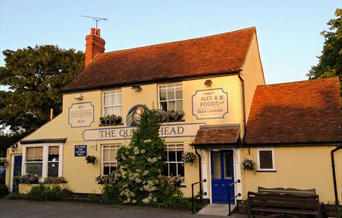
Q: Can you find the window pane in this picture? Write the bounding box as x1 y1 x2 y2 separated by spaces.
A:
169 151 175 162
160 89 166 101
224 152 232 179
48 162 59 177
26 163 42 176
167 88 175 100
260 150 273 169
49 146 59 161
175 85 182 99
177 163 184 177
160 102 167 111
213 152 221 179
170 163 176 177
175 100 183 111
167 102 175 111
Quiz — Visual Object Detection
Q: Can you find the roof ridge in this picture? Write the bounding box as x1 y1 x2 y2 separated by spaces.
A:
97 27 256 58
259 77 339 88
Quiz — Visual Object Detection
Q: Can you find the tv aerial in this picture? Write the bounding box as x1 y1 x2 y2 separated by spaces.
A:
81 15 108 29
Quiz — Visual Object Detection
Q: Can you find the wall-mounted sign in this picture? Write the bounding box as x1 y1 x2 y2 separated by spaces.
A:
68 102 94 128
192 88 228 119
82 123 205 141
74 145 87 157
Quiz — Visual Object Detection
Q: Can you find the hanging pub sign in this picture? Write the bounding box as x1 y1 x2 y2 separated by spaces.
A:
68 102 94 128
74 145 87 157
192 88 228 119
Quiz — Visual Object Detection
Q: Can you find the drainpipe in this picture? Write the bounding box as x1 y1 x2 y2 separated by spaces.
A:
331 144 342 205
195 148 203 204
238 73 247 145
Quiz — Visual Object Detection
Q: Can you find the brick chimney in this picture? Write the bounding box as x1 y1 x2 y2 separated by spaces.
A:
85 28 105 67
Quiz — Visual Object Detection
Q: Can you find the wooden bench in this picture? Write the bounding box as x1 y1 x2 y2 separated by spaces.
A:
248 191 321 218
258 187 316 196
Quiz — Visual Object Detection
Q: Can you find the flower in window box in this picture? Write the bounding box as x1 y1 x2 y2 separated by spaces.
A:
114 115 122 124
99 116 106 125
156 109 185 122
14 173 40 184
109 114 115 124
44 177 67 184
242 158 256 171
85 155 96 164
181 152 197 165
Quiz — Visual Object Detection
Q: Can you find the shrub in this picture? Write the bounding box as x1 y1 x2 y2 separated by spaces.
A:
26 185 73 201
0 184 9 197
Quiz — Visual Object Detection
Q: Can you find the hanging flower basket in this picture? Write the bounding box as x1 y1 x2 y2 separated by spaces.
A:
242 156 256 171
85 155 96 164
181 152 197 165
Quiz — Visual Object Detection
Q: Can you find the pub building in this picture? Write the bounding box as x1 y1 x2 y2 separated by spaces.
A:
5 27 342 205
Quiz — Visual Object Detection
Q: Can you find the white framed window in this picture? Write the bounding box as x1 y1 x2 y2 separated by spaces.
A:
158 83 183 111
23 144 63 178
163 143 184 177
257 148 275 171
102 144 120 175
103 90 122 116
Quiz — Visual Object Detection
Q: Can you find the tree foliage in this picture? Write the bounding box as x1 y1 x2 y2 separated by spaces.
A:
307 9 342 101
0 45 84 134
102 109 184 206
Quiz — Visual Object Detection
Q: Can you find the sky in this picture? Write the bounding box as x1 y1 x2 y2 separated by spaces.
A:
0 0 341 90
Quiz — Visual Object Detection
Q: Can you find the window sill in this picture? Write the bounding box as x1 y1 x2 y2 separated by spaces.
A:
99 123 124 127
179 184 186 188
256 170 277 173
160 119 185 123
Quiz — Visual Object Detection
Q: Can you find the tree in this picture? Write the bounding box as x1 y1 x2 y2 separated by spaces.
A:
102 109 184 206
307 9 342 102
0 45 84 134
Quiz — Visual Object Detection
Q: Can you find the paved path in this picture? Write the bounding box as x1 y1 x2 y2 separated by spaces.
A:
0 199 248 218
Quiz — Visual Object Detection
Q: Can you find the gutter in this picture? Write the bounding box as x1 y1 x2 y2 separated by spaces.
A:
331 144 342 205
238 73 247 144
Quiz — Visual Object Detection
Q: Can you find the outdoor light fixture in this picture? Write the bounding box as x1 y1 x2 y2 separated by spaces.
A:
74 94 83 100
11 142 18 153
131 85 142 91
204 79 212 87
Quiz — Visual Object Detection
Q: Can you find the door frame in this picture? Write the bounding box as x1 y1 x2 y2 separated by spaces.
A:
209 148 242 204
210 149 234 204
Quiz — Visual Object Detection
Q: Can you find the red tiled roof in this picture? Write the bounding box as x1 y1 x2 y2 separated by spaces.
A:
62 27 256 92
246 77 342 144
194 125 240 145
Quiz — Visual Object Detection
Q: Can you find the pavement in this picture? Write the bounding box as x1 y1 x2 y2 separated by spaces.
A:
0 199 249 218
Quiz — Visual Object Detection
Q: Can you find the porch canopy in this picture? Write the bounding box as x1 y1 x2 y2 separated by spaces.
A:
192 125 240 149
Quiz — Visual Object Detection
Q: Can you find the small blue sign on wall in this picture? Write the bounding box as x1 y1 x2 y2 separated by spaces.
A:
75 145 87 157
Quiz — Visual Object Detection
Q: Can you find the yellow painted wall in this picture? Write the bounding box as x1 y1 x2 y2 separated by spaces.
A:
7 74 243 196
241 34 265 120
241 146 342 203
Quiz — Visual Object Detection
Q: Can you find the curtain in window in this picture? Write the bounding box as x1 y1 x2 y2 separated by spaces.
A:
26 147 43 161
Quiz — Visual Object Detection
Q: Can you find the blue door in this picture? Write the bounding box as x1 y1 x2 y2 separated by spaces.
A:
211 150 234 204
12 156 22 193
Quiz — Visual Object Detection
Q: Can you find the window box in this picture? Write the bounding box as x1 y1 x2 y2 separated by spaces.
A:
156 109 185 123
99 115 122 126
